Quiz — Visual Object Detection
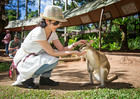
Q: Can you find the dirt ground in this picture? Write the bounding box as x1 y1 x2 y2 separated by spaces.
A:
0 49 140 90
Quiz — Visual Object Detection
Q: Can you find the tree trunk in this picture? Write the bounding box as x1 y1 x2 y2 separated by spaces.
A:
120 24 129 50
25 0 28 19
64 0 68 46
38 0 41 16
52 0 54 5
16 0 19 20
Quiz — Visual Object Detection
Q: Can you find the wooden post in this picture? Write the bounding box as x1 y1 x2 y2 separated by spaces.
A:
0 5 2 31
21 20 24 43
64 0 68 46
21 27 24 43
99 7 105 51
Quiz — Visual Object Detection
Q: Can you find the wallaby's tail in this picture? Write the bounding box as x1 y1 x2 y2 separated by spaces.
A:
106 74 118 83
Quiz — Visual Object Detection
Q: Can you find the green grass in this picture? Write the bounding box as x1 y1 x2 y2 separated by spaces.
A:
0 63 140 99
0 62 11 72
0 85 140 99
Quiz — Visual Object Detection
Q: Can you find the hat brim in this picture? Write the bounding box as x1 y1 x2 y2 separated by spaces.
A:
40 13 67 22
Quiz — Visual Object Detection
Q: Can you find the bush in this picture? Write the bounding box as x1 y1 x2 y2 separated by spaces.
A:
109 42 121 50
128 37 140 50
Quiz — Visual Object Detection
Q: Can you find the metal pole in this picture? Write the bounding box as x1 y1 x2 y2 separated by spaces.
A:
99 7 105 51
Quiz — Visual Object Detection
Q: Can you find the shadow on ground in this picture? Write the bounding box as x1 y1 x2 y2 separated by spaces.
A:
15 82 134 91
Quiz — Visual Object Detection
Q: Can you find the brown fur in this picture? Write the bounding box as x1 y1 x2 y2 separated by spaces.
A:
80 40 118 88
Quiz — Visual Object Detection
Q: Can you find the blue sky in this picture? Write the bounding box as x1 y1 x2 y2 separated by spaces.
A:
20 0 71 20
20 0 52 19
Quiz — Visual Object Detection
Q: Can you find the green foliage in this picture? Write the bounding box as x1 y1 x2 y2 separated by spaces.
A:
113 17 129 25
89 36 99 49
0 63 11 72
59 37 65 45
109 42 120 50
0 85 140 99
68 36 79 45
68 36 79 50
28 9 38 18
5 0 36 20
5 10 17 21
128 37 140 50
6 0 36 10
66 22 140 51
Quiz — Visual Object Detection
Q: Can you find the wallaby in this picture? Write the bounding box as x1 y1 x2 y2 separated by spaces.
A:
79 40 118 88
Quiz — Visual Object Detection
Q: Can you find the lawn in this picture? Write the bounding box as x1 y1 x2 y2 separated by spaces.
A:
0 62 11 72
0 63 140 99
0 85 140 99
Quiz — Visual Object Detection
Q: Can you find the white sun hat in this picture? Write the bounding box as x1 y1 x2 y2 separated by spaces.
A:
40 5 67 22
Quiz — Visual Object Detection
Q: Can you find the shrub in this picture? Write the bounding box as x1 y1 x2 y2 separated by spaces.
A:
128 37 140 50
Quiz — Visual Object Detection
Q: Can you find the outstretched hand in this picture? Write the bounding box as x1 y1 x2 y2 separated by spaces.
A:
75 40 88 46
74 50 87 56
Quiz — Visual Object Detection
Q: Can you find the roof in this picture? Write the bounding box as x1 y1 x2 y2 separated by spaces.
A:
4 17 42 31
63 0 140 27
63 0 120 19
4 0 140 31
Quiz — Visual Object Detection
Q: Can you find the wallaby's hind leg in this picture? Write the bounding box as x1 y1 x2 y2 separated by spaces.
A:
96 68 118 88
96 68 108 88
106 74 118 83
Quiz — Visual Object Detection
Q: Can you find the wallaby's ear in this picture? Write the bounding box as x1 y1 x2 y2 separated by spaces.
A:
89 40 94 45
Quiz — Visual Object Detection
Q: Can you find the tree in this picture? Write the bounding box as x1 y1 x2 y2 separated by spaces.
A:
5 10 17 21
5 0 36 20
28 9 38 18
113 17 129 50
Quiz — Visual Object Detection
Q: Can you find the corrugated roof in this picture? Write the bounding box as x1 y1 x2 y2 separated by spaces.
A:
63 0 140 27
63 0 120 18
4 0 140 31
5 17 41 29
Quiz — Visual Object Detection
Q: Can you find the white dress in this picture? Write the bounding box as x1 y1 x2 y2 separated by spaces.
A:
12 27 59 85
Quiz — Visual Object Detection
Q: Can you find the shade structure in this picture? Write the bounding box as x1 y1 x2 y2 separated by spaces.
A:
4 0 140 32
4 17 42 32
62 0 140 27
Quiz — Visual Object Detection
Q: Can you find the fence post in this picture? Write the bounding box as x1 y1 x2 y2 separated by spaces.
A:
99 7 105 51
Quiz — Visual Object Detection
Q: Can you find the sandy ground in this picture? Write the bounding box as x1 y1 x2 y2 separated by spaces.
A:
0 49 140 90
